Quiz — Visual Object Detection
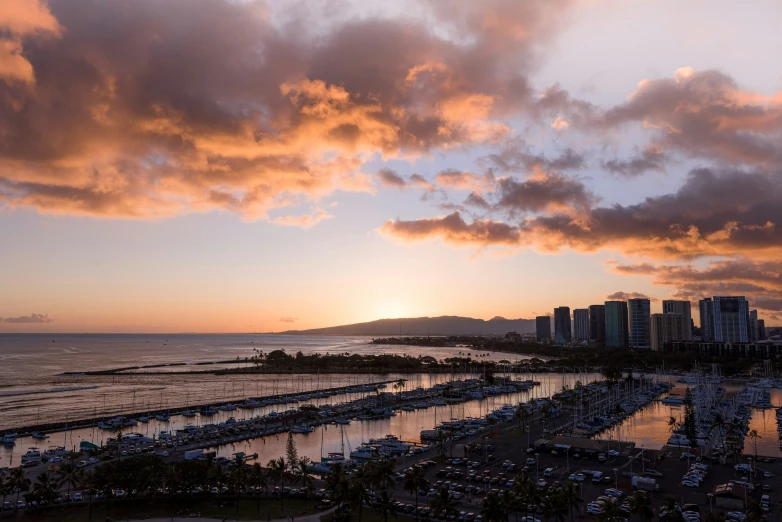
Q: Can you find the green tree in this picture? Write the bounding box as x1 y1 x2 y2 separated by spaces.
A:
250 463 267 516
375 490 399 522
596 499 624 522
293 457 314 495
629 491 654 522
560 482 583 522
324 464 350 508
403 465 429 522
8 466 31 516
429 486 459 521
56 460 82 501
285 432 299 473
682 388 698 448
267 457 288 515
348 466 372 522
482 492 509 522
544 491 569 522
78 469 99 521
32 473 58 512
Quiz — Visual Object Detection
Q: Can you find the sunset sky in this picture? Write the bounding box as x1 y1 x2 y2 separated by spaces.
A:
1 0 781 333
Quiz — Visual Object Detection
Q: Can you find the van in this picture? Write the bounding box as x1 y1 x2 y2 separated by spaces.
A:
543 468 554 477
592 472 604 483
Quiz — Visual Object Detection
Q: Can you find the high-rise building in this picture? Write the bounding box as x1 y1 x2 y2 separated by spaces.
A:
749 310 759 342
758 319 766 340
605 301 629 348
628 298 651 348
713 296 749 342
662 300 693 341
588 304 606 344
651 313 683 351
573 309 589 341
699 298 714 341
535 316 551 341
554 307 572 344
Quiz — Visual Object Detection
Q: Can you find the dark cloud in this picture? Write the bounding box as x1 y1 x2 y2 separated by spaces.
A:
605 291 658 302
602 148 666 177
0 313 53 323
0 0 573 221
376 168 407 188
480 140 586 173
520 167 782 259
464 191 491 209
495 173 595 215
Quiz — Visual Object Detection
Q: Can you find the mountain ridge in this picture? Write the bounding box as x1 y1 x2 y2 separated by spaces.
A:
276 315 537 336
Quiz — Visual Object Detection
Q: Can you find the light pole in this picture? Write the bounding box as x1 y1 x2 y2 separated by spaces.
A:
566 447 570 473
707 493 713 513
641 446 645 474
613 468 618 487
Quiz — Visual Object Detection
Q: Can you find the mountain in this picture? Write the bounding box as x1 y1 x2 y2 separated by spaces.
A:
277 315 536 336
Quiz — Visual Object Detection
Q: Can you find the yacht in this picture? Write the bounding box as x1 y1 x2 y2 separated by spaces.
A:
21 448 42 463
155 412 170 422
181 409 197 418
31 432 49 440
290 425 314 434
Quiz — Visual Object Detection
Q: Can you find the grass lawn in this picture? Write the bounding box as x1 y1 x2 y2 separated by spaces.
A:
1 495 325 521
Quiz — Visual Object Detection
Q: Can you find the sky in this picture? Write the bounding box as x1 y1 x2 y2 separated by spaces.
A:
0 0 781 333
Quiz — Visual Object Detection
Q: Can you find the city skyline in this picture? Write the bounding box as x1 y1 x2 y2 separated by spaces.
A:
1 0 782 332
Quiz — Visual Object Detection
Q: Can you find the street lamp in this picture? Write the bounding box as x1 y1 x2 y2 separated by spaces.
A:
566 447 570 473
613 468 618 487
707 493 713 513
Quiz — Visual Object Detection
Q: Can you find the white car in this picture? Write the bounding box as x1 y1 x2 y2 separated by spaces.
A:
586 504 604 515
574 473 586 482
607 450 620 457
605 488 623 498
763 471 773 478
680 480 699 488
726 512 746 521
160 451 169 457
683 513 700 521
73 492 83 501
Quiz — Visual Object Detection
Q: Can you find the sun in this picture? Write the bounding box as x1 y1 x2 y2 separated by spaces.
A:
374 300 413 320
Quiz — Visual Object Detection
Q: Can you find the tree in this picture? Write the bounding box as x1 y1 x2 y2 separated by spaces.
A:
403 465 430 522
596 499 624 522
748 429 761 467
513 474 540 522
682 389 698 448
629 491 654 522
32 473 57 512
544 491 569 522
370 459 397 491
560 482 583 522
348 466 372 522
285 432 298 473
267 457 288 515
429 486 459 521
375 490 399 522
78 469 99 521
294 457 314 495
709 412 727 454
8 467 31 516
56 460 82 501
209 463 228 495
482 492 509 522
250 463 267 516
658 497 685 522
324 464 350 508
230 458 249 518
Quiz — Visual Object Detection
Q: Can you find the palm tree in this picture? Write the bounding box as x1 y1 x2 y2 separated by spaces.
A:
325 464 350 508
629 491 654 522
32 473 57 512
230 459 249 518
667 416 678 438
596 500 623 522
513 474 539 522
709 412 727 454
348 469 372 522
658 497 685 522
482 492 509 522
250 463 267 516
429 486 459 521
56 460 82 501
375 490 399 522
370 459 397 491
544 492 569 522
293 457 314 495
560 482 583 522
8 467 31 516
78 469 99 521
209 463 228 495
748 429 761 468
0 479 12 505
704 512 726 522
267 457 288 514
403 465 429 522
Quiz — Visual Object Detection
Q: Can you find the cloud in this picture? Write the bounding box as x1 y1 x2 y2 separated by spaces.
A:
589 68 782 169
0 0 574 223
376 168 434 191
0 313 53 323
278 317 297 323
272 208 333 229
602 147 666 177
605 291 658 302
480 141 586 173
381 212 521 246
519 167 782 259
495 171 595 216
609 258 782 315
435 169 496 192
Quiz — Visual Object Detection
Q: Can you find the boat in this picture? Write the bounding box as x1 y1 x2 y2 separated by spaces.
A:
155 413 170 422
218 403 237 412
31 432 49 440
334 419 351 425
290 425 314 434
182 409 197 418
661 397 684 405
21 448 42 463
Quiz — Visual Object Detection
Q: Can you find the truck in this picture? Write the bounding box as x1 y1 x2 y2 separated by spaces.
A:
632 476 659 492
184 449 203 461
